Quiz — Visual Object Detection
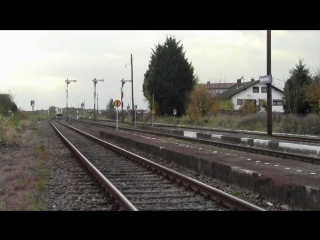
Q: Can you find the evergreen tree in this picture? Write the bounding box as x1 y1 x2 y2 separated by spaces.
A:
283 58 313 114
142 35 196 116
106 98 115 111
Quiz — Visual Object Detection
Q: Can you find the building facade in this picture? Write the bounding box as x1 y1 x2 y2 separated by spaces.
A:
218 79 285 112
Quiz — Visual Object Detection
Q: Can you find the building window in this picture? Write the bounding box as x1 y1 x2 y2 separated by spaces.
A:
261 87 267 93
237 99 243 105
253 87 259 93
273 99 283 106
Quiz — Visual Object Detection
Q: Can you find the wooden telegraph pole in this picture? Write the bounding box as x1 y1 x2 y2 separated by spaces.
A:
267 30 272 136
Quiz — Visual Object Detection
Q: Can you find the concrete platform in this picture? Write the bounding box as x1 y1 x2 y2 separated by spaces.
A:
99 128 320 211
138 126 320 158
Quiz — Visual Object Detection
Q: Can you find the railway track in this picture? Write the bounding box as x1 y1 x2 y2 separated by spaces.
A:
66 118 320 164
50 119 266 211
142 122 320 143
91 118 320 143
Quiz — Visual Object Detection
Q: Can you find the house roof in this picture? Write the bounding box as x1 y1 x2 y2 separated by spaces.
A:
217 80 284 99
204 82 236 89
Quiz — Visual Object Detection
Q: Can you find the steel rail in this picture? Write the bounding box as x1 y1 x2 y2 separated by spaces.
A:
48 120 138 211
57 120 266 211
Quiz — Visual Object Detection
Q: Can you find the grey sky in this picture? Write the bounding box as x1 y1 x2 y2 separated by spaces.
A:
1 30 319 111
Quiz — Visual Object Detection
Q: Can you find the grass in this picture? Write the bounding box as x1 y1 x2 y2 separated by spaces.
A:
0 111 50 211
233 189 245 196
152 112 320 135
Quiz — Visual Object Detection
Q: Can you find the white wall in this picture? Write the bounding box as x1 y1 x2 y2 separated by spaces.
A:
231 82 284 112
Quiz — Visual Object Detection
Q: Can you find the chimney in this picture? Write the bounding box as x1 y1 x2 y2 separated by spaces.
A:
237 79 241 87
207 81 210 85
251 77 254 82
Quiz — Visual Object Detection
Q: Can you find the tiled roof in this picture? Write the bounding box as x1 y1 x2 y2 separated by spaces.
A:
217 80 284 99
204 82 236 89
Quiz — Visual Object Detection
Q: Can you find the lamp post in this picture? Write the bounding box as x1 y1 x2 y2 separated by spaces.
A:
65 78 77 121
92 78 104 121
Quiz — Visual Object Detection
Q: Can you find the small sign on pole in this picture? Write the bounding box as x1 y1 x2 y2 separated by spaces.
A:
114 100 121 131
259 75 272 84
30 100 35 122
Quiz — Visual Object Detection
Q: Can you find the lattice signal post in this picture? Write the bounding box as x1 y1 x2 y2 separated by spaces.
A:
65 78 77 121
93 78 104 121
120 78 132 122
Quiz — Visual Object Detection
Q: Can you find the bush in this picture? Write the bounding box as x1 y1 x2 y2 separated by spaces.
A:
235 113 267 130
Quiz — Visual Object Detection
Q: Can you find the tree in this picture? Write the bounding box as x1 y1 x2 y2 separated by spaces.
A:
105 98 116 119
313 62 320 84
106 98 115 111
10 103 18 113
142 35 197 116
186 84 217 119
240 100 257 115
49 106 57 115
219 99 234 110
0 92 17 116
283 58 313 114
304 62 320 114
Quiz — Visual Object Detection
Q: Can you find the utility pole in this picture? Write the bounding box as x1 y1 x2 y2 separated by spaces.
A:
131 54 134 123
97 93 99 116
267 30 272 136
152 94 154 127
92 78 104 121
65 78 77 121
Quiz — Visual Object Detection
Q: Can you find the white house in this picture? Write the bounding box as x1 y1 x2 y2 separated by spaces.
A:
217 78 285 112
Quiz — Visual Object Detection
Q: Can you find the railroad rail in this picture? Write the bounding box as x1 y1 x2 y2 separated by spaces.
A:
86 118 320 144
66 118 320 164
140 122 320 144
50 119 266 211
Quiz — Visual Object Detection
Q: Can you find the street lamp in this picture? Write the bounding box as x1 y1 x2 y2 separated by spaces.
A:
92 78 104 121
65 78 77 121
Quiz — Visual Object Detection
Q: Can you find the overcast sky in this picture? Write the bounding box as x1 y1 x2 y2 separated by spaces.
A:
1 30 319 111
